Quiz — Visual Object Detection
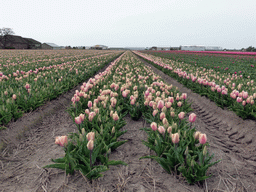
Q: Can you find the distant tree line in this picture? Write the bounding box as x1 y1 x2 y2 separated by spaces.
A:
0 27 15 49
243 46 256 52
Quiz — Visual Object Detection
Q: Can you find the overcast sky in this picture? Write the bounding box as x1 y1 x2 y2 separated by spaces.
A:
1 0 256 49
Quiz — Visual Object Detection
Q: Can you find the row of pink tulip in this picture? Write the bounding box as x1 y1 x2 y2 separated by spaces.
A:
157 50 256 56
0 50 123 125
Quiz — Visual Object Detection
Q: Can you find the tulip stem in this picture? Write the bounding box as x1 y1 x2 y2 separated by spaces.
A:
90 150 93 167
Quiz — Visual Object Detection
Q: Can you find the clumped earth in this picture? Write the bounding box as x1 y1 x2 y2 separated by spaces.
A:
0 56 256 192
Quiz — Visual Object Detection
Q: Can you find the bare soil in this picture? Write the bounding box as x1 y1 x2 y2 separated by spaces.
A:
0 56 256 192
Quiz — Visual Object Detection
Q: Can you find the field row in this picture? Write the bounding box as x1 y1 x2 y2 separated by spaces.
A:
135 51 256 119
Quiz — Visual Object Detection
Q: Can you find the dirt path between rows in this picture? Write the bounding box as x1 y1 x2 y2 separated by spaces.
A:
1 52 256 192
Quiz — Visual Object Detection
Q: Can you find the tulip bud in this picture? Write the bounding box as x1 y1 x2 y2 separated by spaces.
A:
167 126 172 134
162 118 169 126
79 134 83 142
184 146 189 156
112 127 115 134
82 128 86 135
203 146 207 156
170 111 175 117
191 159 195 167
172 123 177 130
194 131 201 140
100 125 104 135
87 140 94 151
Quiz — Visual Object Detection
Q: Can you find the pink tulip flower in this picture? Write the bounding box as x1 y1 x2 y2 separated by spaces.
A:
86 132 95 141
88 101 92 108
85 109 90 114
181 93 187 100
75 116 82 124
87 140 94 151
236 97 242 103
177 101 182 107
25 83 30 90
171 133 180 144
157 100 164 109
12 94 17 100
112 112 119 121
178 112 185 120
160 112 166 120
199 134 207 144
189 113 196 123
242 92 248 99
79 113 85 121
158 126 165 134
88 112 96 121
152 109 158 117
151 122 157 131
55 136 68 147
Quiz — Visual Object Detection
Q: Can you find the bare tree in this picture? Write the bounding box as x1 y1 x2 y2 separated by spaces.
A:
0 28 15 49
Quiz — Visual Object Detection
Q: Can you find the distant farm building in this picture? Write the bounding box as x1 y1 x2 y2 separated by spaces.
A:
42 43 62 50
92 45 108 50
181 45 205 51
205 46 222 51
180 45 222 51
149 46 170 51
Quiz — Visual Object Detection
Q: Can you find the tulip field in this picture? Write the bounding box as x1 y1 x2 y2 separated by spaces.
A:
135 50 256 119
1 49 256 191
44 51 220 184
0 50 122 126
